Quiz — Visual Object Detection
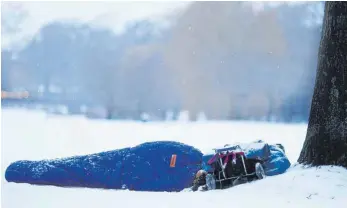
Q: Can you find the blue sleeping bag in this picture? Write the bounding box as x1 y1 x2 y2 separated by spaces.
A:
264 144 291 176
5 141 203 192
202 140 290 176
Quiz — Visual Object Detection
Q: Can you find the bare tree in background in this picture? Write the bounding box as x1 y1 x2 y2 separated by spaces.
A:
298 2 347 168
163 2 288 120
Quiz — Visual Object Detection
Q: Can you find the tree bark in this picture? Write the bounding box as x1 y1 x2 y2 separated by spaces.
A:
298 2 347 168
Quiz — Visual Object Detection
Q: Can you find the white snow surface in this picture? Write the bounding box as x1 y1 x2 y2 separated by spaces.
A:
2 109 347 208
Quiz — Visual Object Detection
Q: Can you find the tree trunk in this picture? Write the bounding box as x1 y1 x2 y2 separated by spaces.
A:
298 2 347 168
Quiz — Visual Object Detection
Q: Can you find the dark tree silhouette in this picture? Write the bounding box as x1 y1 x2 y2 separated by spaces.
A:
298 2 347 168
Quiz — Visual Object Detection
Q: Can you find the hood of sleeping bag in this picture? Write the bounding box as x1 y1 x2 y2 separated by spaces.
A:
202 140 290 176
5 141 203 192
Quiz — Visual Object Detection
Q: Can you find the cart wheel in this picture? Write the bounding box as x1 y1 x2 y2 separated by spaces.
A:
205 174 216 190
255 162 266 179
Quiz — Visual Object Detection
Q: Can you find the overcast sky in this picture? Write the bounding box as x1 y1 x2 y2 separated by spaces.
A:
1 1 323 51
1 1 191 50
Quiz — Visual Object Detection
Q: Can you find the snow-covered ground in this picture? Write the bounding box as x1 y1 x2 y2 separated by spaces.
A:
2 109 347 208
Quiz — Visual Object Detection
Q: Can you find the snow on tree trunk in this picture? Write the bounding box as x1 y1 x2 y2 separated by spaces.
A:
298 2 347 168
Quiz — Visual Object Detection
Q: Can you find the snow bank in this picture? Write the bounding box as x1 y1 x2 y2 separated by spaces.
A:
4 109 346 208
5 141 203 192
4 165 347 208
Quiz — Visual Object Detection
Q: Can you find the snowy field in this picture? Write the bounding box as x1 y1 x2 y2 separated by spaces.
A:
2 108 347 208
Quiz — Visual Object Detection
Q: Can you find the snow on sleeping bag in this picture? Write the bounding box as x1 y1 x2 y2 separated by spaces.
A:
5 141 203 192
202 140 290 176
